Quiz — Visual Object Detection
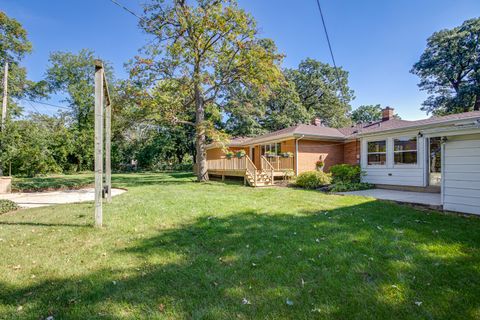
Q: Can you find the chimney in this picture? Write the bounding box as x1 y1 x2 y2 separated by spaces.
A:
382 107 394 121
312 117 324 127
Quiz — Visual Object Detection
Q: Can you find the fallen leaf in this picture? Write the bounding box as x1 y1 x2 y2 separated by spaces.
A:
415 301 422 306
242 298 251 305
158 304 165 313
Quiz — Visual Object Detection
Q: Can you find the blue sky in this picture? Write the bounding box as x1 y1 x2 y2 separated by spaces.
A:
2 0 480 120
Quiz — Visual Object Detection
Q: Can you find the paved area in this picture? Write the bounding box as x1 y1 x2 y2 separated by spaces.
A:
338 189 442 207
0 188 126 208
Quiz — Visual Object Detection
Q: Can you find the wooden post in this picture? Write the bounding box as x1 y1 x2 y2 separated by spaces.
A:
105 101 112 203
1 61 8 133
94 60 104 227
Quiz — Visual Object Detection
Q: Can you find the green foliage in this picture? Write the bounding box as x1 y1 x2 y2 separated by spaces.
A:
295 171 332 189
411 17 480 114
330 164 362 184
0 11 32 61
0 199 18 214
285 58 354 128
235 149 246 158
134 0 284 181
351 104 382 123
329 182 374 192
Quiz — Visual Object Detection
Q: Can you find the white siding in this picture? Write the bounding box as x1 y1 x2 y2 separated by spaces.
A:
360 132 426 187
443 134 480 215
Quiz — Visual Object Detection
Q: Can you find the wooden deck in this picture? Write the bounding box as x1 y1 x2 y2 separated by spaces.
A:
206 156 274 187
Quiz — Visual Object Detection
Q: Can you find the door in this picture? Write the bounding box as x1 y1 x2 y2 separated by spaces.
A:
429 137 442 186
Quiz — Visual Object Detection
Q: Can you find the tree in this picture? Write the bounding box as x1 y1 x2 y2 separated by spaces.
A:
411 18 480 115
351 104 382 123
45 49 113 171
285 58 354 128
133 0 283 181
0 11 35 175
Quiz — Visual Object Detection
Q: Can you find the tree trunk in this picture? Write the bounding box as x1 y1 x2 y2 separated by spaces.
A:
194 84 209 182
474 93 480 111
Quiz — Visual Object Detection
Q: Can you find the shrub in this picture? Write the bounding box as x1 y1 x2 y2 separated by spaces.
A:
330 164 362 184
0 199 18 214
330 182 374 192
296 171 332 189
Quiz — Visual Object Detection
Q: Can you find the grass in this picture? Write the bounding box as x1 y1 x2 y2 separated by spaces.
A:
12 173 95 192
1 172 480 319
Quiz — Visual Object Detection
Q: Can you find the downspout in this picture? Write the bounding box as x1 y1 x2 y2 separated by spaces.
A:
295 135 305 176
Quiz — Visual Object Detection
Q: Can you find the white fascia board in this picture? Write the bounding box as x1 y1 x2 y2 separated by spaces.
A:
358 118 480 138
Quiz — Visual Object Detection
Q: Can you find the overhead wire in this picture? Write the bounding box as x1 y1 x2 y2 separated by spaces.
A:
314 0 348 105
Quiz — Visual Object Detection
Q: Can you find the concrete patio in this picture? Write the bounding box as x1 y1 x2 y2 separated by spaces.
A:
338 189 442 209
0 188 126 208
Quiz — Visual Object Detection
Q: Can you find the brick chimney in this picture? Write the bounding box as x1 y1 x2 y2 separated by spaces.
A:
382 107 394 121
312 117 324 126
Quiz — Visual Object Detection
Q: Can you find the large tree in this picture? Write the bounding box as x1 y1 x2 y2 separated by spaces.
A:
411 18 480 115
285 58 354 128
0 11 34 175
45 49 114 171
351 104 382 123
133 0 283 181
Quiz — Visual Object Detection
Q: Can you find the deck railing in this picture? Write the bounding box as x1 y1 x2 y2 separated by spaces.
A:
264 156 294 171
206 157 247 171
261 156 275 182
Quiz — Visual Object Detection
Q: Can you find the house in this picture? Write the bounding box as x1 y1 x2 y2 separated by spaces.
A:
206 108 480 215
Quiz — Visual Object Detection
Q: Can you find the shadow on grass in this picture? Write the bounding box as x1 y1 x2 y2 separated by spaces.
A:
1 203 480 319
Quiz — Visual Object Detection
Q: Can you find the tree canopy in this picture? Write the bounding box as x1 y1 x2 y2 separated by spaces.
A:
411 17 480 115
351 104 382 123
285 58 354 128
133 0 284 181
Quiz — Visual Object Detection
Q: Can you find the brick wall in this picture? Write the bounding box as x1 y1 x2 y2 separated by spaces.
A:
343 140 360 165
297 139 345 174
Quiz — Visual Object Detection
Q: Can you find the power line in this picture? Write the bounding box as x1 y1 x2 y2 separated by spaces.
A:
20 98 71 110
109 0 148 24
314 0 347 104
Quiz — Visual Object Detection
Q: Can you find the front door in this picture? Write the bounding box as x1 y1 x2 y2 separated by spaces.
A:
250 147 255 165
429 137 442 186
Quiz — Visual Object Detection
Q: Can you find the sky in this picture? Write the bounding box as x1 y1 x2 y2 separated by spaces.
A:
1 0 480 120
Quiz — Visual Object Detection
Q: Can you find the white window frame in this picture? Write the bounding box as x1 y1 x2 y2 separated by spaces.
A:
366 139 387 167
260 142 282 155
393 135 419 168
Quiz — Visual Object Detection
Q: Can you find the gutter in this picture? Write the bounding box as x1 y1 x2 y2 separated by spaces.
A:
357 117 480 138
295 135 305 176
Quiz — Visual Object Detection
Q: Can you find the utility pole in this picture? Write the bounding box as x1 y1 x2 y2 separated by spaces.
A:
0 60 8 177
94 60 104 227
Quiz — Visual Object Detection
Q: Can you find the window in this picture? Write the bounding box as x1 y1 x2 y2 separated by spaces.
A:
260 142 282 155
367 140 386 165
394 136 417 165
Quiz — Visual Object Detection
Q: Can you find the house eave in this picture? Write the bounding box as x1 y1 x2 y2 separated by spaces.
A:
357 117 480 138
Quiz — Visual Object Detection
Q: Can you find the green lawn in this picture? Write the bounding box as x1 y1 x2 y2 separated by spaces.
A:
1 172 480 319
12 173 95 192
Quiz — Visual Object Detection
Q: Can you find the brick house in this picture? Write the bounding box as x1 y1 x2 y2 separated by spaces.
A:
205 108 480 215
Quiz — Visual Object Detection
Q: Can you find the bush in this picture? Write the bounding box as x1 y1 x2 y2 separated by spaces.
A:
296 171 332 189
330 164 362 184
0 199 19 214
330 182 374 192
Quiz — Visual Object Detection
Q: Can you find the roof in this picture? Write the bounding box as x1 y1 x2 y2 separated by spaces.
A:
354 111 480 137
207 111 480 149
